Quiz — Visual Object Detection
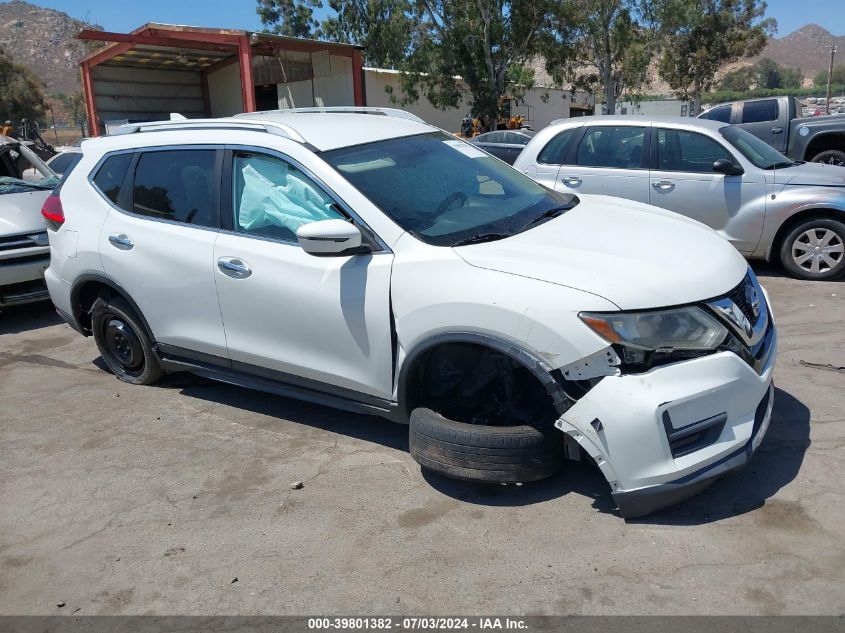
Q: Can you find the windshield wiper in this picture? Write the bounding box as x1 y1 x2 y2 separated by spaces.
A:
520 206 571 231
452 232 511 247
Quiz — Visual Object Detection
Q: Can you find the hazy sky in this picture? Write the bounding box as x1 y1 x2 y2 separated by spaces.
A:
20 0 845 38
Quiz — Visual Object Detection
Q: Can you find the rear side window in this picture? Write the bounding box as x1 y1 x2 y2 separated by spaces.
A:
537 127 581 164
132 150 217 227
92 153 132 205
576 125 645 169
741 100 779 123
700 105 732 123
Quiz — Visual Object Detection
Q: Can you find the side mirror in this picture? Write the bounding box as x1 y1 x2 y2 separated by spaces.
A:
713 158 744 176
296 219 368 257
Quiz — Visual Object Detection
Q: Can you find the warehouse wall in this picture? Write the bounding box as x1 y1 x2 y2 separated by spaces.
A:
277 53 355 109
363 68 592 132
92 65 205 124
207 62 243 118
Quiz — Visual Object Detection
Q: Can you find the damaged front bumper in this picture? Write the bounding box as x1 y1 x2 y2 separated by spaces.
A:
555 329 776 519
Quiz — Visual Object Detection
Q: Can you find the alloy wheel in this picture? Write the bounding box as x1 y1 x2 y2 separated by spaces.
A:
791 228 844 275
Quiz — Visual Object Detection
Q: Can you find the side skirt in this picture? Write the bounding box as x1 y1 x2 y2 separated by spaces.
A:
154 344 404 423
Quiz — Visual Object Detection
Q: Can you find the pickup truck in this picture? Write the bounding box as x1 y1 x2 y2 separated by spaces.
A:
699 96 845 166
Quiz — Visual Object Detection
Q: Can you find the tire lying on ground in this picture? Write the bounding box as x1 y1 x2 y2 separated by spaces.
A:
409 407 564 483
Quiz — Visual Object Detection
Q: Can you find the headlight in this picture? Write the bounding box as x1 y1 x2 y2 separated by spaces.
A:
580 306 728 352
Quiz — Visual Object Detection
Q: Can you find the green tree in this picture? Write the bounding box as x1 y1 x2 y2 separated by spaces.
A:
544 0 653 115
719 66 754 91
753 57 801 89
320 0 414 68
257 0 323 38
814 65 845 87
648 0 775 113
0 46 47 122
389 0 553 130
61 93 88 132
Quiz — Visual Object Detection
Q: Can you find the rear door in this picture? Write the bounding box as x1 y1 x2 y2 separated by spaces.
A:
648 127 765 253
737 99 785 152
556 124 650 202
97 147 229 360
519 125 584 189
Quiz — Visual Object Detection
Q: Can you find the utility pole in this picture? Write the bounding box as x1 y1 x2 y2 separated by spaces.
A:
826 45 837 115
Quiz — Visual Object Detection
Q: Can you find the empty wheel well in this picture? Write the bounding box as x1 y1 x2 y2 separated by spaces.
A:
772 209 845 259
402 342 560 427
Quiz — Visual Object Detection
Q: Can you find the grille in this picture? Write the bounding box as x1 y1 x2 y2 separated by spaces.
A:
726 274 758 325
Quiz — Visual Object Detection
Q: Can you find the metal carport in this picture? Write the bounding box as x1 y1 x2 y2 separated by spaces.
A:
77 23 365 136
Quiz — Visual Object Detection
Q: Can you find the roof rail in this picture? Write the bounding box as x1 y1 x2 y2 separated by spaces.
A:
240 107 426 123
110 118 307 143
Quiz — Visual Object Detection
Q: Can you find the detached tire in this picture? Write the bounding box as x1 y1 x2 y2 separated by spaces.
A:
91 294 163 386
409 408 563 483
810 150 845 167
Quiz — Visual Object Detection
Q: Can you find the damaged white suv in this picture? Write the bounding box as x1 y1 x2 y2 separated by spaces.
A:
43 108 776 518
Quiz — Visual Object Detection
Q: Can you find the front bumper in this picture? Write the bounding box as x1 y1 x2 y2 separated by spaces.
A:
555 327 776 519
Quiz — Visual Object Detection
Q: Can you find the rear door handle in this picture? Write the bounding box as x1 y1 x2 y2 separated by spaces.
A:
771 127 783 134
561 176 582 187
217 257 252 278
652 181 675 192
108 234 134 250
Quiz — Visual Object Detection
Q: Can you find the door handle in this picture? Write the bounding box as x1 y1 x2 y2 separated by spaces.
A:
561 176 582 186
217 257 252 278
771 127 783 134
652 181 675 192
108 234 134 250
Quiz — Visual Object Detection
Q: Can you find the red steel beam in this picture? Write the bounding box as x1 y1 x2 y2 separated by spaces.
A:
238 35 257 113
80 62 100 137
78 30 237 55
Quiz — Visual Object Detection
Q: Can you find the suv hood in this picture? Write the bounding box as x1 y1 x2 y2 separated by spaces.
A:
453 194 748 310
772 161 845 187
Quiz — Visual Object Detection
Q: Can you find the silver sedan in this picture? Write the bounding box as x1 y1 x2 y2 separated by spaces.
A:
514 116 845 280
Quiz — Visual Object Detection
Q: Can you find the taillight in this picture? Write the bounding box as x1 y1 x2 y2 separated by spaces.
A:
41 193 65 228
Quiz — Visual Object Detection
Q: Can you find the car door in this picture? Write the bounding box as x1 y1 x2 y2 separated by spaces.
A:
737 99 785 152
556 124 651 202
97 147 229 359
474 132 511 162
648 127 766 253
213 149 395 400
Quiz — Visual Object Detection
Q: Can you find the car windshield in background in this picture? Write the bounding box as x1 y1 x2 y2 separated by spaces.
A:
322 132 576 246
0 176 58 194
720 126 795 169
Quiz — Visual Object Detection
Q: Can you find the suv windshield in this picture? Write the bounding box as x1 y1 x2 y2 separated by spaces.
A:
0 142 59 194
322 132 577 246
720 126 795 169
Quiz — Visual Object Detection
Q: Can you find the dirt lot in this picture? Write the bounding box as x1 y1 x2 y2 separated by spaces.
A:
1 263 843 616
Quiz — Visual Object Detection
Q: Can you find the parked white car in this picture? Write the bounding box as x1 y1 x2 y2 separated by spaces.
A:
44 109 776 518
514 116 845 280
1 136 58 307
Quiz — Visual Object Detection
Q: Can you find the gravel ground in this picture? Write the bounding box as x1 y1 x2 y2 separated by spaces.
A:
1 263 843 615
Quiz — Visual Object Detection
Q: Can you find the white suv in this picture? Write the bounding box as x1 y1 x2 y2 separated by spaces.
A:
43 108 776 518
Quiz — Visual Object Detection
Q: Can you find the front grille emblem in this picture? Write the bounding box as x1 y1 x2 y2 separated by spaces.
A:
705 271 768 347
712 302 754 339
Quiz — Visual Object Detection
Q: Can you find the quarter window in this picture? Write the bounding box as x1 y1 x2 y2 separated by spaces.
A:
92 153 132 205
537 127 581 165
576 126 646 169
232 153 344 242
656 128 733 173
700 105 732 123
741 100 779 123
132 150 217 227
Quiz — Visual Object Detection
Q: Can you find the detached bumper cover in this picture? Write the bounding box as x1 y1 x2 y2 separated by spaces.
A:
555 326 776 519
611 382 774 518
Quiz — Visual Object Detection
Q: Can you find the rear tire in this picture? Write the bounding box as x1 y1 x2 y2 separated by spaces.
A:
409 407 563 484
779 218 845 280
91 295 163 385
810 150 845 167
